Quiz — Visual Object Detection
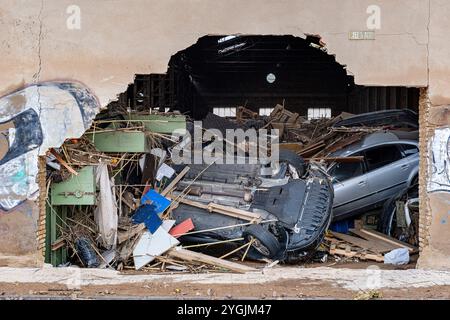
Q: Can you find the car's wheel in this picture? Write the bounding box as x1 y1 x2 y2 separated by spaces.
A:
409 174 418 188
379 180 419 237
243 224 282 259
277 149 306 177
378 194 398 236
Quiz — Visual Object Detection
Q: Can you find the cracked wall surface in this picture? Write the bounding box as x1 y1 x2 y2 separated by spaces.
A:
0 0 449 268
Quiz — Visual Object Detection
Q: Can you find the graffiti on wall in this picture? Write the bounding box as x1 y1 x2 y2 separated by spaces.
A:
428 127 450 193
0 82 100 212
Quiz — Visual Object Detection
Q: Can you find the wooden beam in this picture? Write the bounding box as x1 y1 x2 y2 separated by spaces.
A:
167 247 257 273
176 197 209 210
330 231 384 254
329 246 384 262
359 228 417 253
176 198 262 222
348 229 396 253
161 166 190 196
49 148 78 176
208 203 262 222
305 156 364 163
51 238 66 251
117 223 146 244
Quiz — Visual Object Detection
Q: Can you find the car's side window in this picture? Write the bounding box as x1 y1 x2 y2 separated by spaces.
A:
330 161 364 182
364 145 402 172
400 144 419 157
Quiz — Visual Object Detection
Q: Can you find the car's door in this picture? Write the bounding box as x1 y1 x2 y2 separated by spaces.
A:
399 143 420 175
330 154 369 220
363 144 408 206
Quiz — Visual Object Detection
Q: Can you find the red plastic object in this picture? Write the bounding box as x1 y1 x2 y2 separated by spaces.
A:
169 218 194 238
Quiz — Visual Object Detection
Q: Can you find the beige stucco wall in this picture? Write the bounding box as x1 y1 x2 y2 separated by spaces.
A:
0 0 449 269
0 0 436 105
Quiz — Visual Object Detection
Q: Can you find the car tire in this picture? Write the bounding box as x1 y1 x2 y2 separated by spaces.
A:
277 149 306 176
378 194 398 236
243 224 282 259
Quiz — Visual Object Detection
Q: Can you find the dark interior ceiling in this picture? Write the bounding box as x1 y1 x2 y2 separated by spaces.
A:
169 35 355 118
110 35 420 119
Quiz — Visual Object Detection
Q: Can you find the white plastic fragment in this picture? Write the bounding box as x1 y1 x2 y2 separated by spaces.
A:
384 248 410 265
95 163 118 249
133 226 180 270
156 163 175 181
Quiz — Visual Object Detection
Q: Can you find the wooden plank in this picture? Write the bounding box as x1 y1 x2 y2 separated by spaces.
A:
299 141 324 153
167 247 257 273
329 247 384 262
348 229 397 252
177 198 262 222
176 197 209 210
117 223 146 244
161 166 190 196
305 156 364 163
278 143 304 153
330 231 382 254
208 203 262 222
324 134 364 155
298 143 325 157
51 238 66 251
49 148 78 176
359 228 417 253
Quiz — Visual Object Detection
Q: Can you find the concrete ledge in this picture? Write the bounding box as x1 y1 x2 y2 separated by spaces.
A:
1 266 450 292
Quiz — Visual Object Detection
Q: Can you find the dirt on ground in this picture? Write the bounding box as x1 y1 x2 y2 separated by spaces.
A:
0 257 440 300
1 279 449 300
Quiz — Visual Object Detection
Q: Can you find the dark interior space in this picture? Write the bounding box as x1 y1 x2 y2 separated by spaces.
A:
112 35 419 119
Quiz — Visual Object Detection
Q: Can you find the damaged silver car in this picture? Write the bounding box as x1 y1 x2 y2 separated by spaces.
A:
329 131 419 221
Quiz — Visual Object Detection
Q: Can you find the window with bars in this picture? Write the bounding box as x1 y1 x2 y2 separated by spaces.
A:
307 108 332 120
213 107 237 117
259 108 274 116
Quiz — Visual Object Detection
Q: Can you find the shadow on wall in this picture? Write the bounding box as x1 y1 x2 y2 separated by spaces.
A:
0 82 100 212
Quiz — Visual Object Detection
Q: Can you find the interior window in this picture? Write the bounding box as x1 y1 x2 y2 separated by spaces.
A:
330 161 363 182
400 144 419 157
364 145 402 171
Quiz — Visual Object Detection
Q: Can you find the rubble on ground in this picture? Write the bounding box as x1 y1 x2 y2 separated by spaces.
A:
44 104 419 273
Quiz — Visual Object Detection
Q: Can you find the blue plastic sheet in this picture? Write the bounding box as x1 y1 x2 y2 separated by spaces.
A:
132 190 171 233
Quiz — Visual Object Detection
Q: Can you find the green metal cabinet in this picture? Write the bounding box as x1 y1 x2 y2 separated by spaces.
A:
86 131 150 153
50 166 96 206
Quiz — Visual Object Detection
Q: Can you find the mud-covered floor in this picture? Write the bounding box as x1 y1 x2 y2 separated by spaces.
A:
2 280 450 300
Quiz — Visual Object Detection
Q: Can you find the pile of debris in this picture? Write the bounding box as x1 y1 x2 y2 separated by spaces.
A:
44 103 419 272
44 106 331 273
324 224 418 264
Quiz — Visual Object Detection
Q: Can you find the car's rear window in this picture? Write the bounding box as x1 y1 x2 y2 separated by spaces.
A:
364 145 402 171
400 144 419 156
330 161 364 182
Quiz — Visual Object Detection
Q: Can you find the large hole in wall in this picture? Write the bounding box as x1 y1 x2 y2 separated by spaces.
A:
46 35 424 269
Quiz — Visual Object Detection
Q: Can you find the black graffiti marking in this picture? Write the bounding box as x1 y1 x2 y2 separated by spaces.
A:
430 132 450 193
0 108 43 166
